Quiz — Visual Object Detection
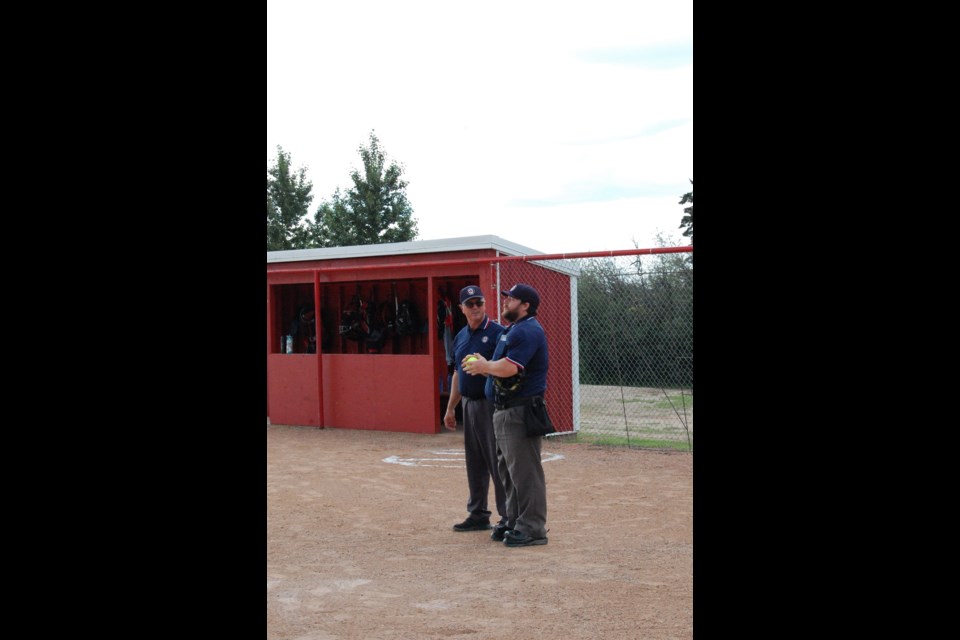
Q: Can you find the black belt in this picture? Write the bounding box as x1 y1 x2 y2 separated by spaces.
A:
494 395 541 411
463 395 486 401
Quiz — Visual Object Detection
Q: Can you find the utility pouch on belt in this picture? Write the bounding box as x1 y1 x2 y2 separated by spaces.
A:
524 396 556 438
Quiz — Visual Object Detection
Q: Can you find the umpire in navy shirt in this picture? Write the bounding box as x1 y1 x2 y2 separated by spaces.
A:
462 283 550 547
444 285 507 532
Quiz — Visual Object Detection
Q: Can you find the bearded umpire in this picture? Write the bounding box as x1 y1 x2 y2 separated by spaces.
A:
461 283 550 547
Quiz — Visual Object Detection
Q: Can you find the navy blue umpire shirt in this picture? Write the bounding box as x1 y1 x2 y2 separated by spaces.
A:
484 314 549 402
454 314 504 399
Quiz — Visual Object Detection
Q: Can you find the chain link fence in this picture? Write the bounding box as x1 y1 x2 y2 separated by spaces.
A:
499 248 693 451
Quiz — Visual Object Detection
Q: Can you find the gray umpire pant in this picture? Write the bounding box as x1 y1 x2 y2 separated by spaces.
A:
493 405 547 539
462 397 507 523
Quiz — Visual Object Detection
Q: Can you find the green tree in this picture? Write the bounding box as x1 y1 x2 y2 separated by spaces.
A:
309 131 418 247
267 146 314 251
678 179 693 243
577 233 692 389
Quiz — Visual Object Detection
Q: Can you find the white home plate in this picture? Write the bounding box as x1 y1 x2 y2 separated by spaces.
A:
383 449 564 468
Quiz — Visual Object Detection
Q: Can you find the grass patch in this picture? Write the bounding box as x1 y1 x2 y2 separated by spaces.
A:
572 433 692 451
652 396 694 410
621 395 693 409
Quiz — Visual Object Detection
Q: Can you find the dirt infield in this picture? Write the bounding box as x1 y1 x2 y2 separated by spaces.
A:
267 424 692 639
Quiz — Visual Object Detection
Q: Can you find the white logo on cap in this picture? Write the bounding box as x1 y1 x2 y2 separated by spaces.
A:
467 287 475 295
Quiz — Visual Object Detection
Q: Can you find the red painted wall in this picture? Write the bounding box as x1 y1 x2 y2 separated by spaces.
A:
267 353 321 427
320 354 435 432
497 261 574 432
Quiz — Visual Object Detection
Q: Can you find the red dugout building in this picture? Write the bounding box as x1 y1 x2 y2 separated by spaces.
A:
266 235 579 434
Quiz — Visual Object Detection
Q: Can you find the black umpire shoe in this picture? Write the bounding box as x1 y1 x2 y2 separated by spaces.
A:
503 529 548 547
491 522 511 541
452 518 492 532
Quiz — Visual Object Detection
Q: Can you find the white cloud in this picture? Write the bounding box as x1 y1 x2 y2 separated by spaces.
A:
268 0 692 253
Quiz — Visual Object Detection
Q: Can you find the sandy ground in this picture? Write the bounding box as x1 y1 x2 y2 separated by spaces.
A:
267 424 692 640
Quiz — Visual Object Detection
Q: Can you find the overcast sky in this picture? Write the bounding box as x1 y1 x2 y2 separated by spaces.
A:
267 1 692 255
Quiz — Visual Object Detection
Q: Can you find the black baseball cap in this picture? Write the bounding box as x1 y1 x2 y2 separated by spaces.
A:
459 285 484 304
500 283 540 313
